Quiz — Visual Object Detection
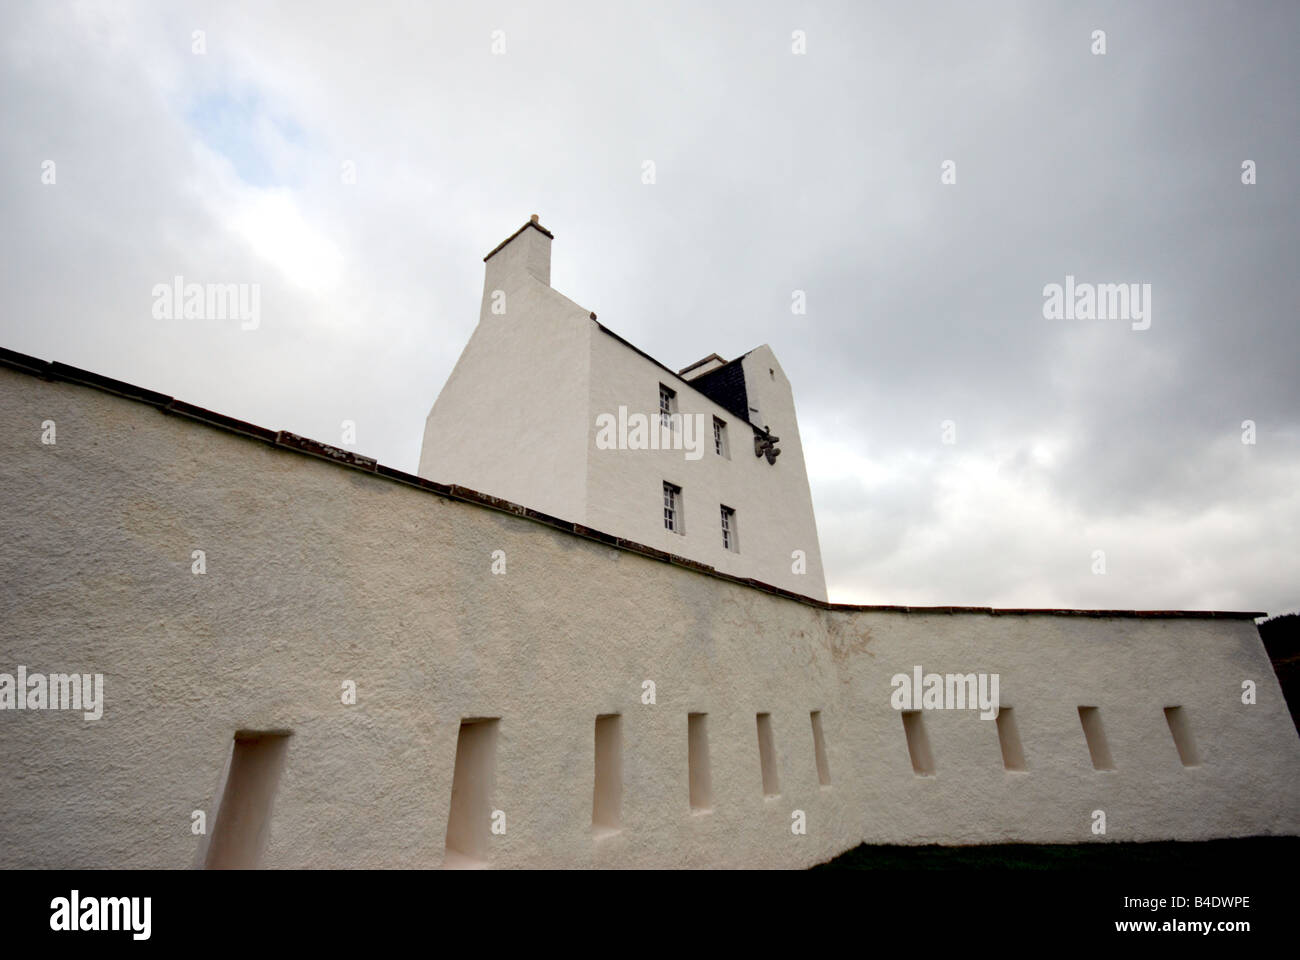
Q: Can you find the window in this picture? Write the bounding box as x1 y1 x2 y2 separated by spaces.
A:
688 713 712 812
659 384 676 428
720 505 737 552
444 718 500 867
592 715 623 832
1078 706 1114 770
204 730 291 869
901 710 935 776
995 707 1026 771
756 713 780 797
712 417 728 457
1164 706 1200 767
810 711 831 785
663 482 682 534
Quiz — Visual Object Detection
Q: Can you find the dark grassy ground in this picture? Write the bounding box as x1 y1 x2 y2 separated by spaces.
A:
814 835 1300 870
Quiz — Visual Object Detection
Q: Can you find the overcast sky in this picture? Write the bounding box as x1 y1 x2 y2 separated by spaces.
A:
2 1 1296 615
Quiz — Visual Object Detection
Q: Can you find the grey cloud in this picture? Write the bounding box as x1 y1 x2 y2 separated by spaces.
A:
1 0 1296 614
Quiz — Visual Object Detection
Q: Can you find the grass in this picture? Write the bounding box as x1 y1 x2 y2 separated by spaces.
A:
813 835 1300 871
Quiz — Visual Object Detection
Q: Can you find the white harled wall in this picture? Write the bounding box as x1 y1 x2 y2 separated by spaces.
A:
420 221 828 599
1 365 1298 869
418 223 593 524
584 336 827 599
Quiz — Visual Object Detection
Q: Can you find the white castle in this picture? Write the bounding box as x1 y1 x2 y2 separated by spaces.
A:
420 215 826 601
0 218 1297 869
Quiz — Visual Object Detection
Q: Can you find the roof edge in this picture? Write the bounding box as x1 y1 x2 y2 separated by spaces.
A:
678 353 726 377
591 324 770 433
482 218 554 262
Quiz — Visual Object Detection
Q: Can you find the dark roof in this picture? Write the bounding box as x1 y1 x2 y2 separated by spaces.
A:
687 356 750 423
591 322 763 432
0 345 1267 621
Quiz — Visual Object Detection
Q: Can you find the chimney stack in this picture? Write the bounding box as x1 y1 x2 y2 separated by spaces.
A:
483 215 552 289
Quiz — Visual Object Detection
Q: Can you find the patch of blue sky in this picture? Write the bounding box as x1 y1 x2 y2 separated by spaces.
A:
186 91 304 188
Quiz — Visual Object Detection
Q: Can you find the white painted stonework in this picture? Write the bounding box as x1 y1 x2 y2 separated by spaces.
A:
419 219 827 600
0 224 1298 869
